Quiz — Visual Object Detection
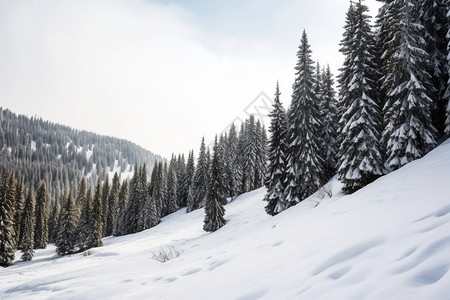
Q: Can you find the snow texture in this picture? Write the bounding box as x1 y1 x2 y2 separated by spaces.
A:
1 140 450 299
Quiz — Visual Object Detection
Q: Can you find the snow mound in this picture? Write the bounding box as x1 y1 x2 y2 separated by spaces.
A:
1 141 450 299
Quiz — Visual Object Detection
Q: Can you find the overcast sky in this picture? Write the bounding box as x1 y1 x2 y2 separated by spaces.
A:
0 0 381 159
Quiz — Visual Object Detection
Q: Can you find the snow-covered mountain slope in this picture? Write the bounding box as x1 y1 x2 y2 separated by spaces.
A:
2 140 450 300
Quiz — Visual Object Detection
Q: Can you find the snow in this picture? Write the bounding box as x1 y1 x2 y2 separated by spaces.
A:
30 141 36 151
2 141 450 299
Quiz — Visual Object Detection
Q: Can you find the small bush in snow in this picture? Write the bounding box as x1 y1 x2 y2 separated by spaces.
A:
151 246 181 263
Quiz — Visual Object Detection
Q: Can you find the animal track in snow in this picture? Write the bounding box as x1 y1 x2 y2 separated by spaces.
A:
181 268 201 276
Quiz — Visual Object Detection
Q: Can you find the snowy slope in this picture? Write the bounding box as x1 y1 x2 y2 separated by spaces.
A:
1 140 450 299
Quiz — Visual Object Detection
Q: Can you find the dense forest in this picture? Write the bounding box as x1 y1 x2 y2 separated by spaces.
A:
1 0 449 267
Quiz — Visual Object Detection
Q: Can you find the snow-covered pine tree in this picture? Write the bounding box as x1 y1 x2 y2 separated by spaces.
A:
183 150 195 204
379 0 437 170
176 154 186 208
113 180 129 236
285 30 325 205
123 166 139 233
419 0 449 136
75 187 92 250
48 199 60 244
203 136 226 232
13 176 24 248
149 163 162 225
55 189 78 256
101 174 110 237
34 180 48 249
105 173 120 236
337 3 357 146
337 0 386 193
321 65 338 179
445 7 450 136
91 179 103 247
264 82 289 215
166 156 179 214
0 172 17 267
160 162 169 216
187 138 208 213
226 124 241 198
243 115 258 192
20 184 35 261
254 120 267 189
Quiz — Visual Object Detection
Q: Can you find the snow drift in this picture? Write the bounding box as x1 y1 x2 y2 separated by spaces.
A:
1 140 450 299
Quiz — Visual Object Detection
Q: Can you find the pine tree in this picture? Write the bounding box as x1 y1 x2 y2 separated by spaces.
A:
321 65 338 179
264 82 289 215
20 184 35 261
106 173 120 236
445 6 450 136
254 120 267 189
337 0 386 193
113 180 128 236
0 172 16 267
176 154 187 207
101 174 110 236
242 115 257 192
187 138 208 213
419 0 449 136
75 187 92 250
166 156 179 214
90 179 103 247
55 189 78 256
34 180 48 249
184 150 195 204
13 176 24 248
337 3 358 146
123 166 139 233
48 200 60 244
379 0 437 170
226 124 241 198
203 136 226 232
285 30 325 205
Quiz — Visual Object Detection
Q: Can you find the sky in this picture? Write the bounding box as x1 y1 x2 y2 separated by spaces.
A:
0 0 381 159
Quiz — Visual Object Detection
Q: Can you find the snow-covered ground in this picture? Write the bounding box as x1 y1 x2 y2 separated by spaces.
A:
1 140 450 299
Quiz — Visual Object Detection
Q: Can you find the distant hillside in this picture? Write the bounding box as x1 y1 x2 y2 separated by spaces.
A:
0 107 161 201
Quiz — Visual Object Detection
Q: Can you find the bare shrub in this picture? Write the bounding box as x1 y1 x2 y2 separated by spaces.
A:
151 246 181 263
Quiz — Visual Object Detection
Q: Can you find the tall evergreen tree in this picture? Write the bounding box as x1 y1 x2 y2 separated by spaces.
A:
75 187 92 250
55 189 78 256
106 173 120 236
337 0 386 193
20 184 36 261
114 180 128 236
34 180 48 249
379 0 437 170
445 7 450 136
166 156 179 214
264 82 289 215
337 3 357 146
321 65 338 179
188 138 208 212
48 199 60 244
285 30 325 205
13 176 24 248
0 172 16 267
101 174 110 236
419 0 449 136
176 154 187 207
91 179 103 247
203 136 226 232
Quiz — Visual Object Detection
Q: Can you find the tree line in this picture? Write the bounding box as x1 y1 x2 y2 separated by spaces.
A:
0 114 268 266
264 0 449 215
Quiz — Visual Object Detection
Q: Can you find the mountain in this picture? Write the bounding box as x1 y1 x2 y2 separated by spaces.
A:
0 107 161 199
1 139 449 299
